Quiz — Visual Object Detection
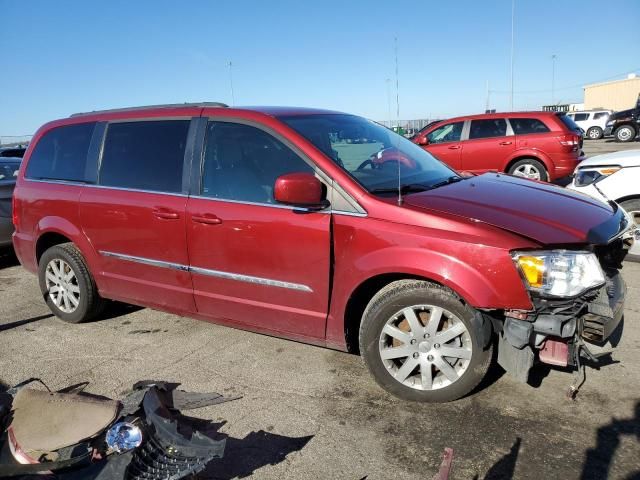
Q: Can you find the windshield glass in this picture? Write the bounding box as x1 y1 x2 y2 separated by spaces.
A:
279 114 457 194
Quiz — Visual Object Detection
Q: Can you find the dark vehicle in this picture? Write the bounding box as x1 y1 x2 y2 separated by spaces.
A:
0 146 27 158
605 96 640 142
0 157 21 247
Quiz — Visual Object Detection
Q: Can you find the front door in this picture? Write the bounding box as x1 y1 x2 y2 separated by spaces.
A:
186 120 331 340
79 119 195 312
462 118 515 174
423 121 464 171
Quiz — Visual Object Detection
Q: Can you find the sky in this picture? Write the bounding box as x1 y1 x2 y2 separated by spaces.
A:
1 0 639 136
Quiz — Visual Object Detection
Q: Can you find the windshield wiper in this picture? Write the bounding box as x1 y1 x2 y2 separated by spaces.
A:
370 183 430 194
427 175 464 190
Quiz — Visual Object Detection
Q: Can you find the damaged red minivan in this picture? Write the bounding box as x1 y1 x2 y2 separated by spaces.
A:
12 104 633 402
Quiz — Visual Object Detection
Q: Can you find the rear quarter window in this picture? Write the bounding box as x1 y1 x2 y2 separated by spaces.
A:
557 114 581 132
25 123 96 182
510 118 550 135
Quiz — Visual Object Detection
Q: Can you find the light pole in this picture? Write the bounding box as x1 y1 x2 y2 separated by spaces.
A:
227 60 235 106
394 37 400 122
551 54 557 105
509 0 515 110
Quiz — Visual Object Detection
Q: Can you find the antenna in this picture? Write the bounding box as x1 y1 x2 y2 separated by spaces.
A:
394 36 403 206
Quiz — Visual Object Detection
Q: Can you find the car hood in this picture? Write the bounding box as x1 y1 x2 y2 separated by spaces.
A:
403 174 622 245
610 108 637 119
576 149 640 169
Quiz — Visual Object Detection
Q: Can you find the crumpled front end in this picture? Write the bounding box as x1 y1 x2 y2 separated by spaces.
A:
494 231 631 393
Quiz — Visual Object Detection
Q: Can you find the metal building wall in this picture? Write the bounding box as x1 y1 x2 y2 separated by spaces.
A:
584 77 640 111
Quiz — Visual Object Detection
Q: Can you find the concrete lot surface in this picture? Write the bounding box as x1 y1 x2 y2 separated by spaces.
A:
0 248 639 479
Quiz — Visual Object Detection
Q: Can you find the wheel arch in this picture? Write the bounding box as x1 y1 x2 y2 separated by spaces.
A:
504 152 552 176
616 194 640 205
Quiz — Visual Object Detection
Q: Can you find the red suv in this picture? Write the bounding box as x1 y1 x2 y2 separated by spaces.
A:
411 112 583 182
12 104 631 402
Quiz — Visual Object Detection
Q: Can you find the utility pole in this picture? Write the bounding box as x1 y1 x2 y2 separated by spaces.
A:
227 60 235 106
386 78 392 127
551 54 557 105
394 37 400 122
509 0 515 110
485 80 491 112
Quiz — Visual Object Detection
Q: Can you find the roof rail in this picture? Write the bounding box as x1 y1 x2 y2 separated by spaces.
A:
70 102 229 117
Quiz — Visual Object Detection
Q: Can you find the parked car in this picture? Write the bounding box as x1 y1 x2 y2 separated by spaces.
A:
567 149 640 261
12 103 632 402
0 146 27 158
565 110 612 140
0 157 21 247
411 112 583 182
605 97 640 142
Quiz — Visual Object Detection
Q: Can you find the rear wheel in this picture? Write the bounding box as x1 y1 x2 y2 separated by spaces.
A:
587 126 603 140
38 243 105 323
620 199 640 262
507 158 549 182
359 280 492 402
615 125 637 143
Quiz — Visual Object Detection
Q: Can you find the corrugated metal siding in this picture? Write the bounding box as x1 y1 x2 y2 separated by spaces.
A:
584 78 640 111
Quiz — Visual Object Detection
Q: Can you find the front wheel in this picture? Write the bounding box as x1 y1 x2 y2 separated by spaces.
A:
586 126 604 140
507 158 549 182
38 243 105 323
615 125 637 143
359 280 493 402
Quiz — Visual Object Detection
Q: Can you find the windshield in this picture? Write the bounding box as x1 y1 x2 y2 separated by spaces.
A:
279 114 457 194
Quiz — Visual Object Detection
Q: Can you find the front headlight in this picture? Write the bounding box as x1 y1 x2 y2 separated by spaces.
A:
512 250 605 297
574 165 621 187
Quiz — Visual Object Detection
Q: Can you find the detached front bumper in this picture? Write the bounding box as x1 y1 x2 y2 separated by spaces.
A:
497 269 626 382
604 126 614 136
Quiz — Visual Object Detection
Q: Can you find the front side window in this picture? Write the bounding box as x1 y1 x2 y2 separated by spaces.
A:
510 118 551 135
201 122 313 203
25 122 96 182
99 120 190 193
469 119 507 139
427 122 463 144
280 114 457 194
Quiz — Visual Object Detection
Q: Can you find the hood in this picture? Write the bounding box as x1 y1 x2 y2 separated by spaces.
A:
577 149 640 169
610 108 637 119
403 174 622 245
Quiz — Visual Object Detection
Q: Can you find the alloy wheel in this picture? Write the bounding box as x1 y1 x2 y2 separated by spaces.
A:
513 164 541 180
45 259 81 314
378 305 472 391
589 128 601 139
628 210 640 257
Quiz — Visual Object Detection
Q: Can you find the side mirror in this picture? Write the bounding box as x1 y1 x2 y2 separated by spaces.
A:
417 136 429 146
274 173 328 209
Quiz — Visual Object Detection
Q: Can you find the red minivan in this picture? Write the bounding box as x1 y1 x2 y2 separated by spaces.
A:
411 112 583 182
12 104 631 402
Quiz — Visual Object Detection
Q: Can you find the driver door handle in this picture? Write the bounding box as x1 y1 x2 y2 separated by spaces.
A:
499 141 513 146
192 214 222 225
447 145 461 150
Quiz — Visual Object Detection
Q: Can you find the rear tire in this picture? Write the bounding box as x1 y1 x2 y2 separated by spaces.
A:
507 158 549 182
620 199 640 263
359 280 493 402
38 243 105 323
586 126 603 140
614 125 637 143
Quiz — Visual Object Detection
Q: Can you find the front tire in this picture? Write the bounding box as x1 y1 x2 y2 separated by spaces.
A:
38 243 105 323
586 126 603 140
359 280 492 402
507 158 549 182
615 125 637 143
